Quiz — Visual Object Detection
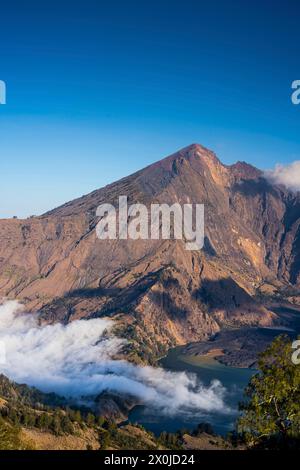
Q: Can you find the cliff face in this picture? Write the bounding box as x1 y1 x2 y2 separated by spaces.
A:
0 144 299 353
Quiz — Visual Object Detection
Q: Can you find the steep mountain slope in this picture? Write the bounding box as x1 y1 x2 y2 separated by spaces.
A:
0 144 299 357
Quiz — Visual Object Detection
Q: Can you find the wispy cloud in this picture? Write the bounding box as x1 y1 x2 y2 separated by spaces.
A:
265 161 300 192
0 300 229 416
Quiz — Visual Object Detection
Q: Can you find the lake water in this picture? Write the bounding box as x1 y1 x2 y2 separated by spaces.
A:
129 347 255 436
129 306 300 436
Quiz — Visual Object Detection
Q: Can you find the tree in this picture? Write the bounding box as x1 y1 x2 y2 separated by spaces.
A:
98 430 110 450
37 412 51 430
61 414 74 434
8 408 20 426
86 412 95 427
106 420 117 437
97 415 105 427
238 335 300 449
21 411 36 428
74 410 82 424
51 412 63 436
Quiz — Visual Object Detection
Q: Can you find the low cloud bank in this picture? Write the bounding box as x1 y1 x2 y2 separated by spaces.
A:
0 300 228 416
265 161 300 192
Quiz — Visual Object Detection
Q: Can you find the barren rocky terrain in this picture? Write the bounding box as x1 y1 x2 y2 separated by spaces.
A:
0 143 300 361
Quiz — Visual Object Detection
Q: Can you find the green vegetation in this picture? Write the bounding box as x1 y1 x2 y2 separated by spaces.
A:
238 335 300 449
1 401 98 436
98 429 111 449
0 374 107 444
0 417 33 450
109 429 156 450
158 430 183 449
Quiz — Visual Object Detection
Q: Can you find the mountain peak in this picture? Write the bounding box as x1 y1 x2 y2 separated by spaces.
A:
173 143 219 160
0 143 299 357
230 160 262 179
144 143 221 175
181 143 209 153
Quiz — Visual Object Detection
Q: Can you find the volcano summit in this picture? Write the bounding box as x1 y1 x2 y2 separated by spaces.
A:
0 144 299 361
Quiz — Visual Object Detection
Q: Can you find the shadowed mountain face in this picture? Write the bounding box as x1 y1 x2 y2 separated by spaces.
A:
0 144 299 356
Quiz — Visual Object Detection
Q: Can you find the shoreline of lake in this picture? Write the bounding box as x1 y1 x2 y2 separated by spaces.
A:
128 345 255 436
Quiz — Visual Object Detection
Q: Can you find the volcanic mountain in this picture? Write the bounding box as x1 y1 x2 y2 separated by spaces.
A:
0 144 299 360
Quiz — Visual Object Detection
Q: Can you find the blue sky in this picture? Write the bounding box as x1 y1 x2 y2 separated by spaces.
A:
0 0 299 218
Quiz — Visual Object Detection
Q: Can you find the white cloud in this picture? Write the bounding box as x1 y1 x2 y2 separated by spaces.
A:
0 300 229 416
265 161 300 192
